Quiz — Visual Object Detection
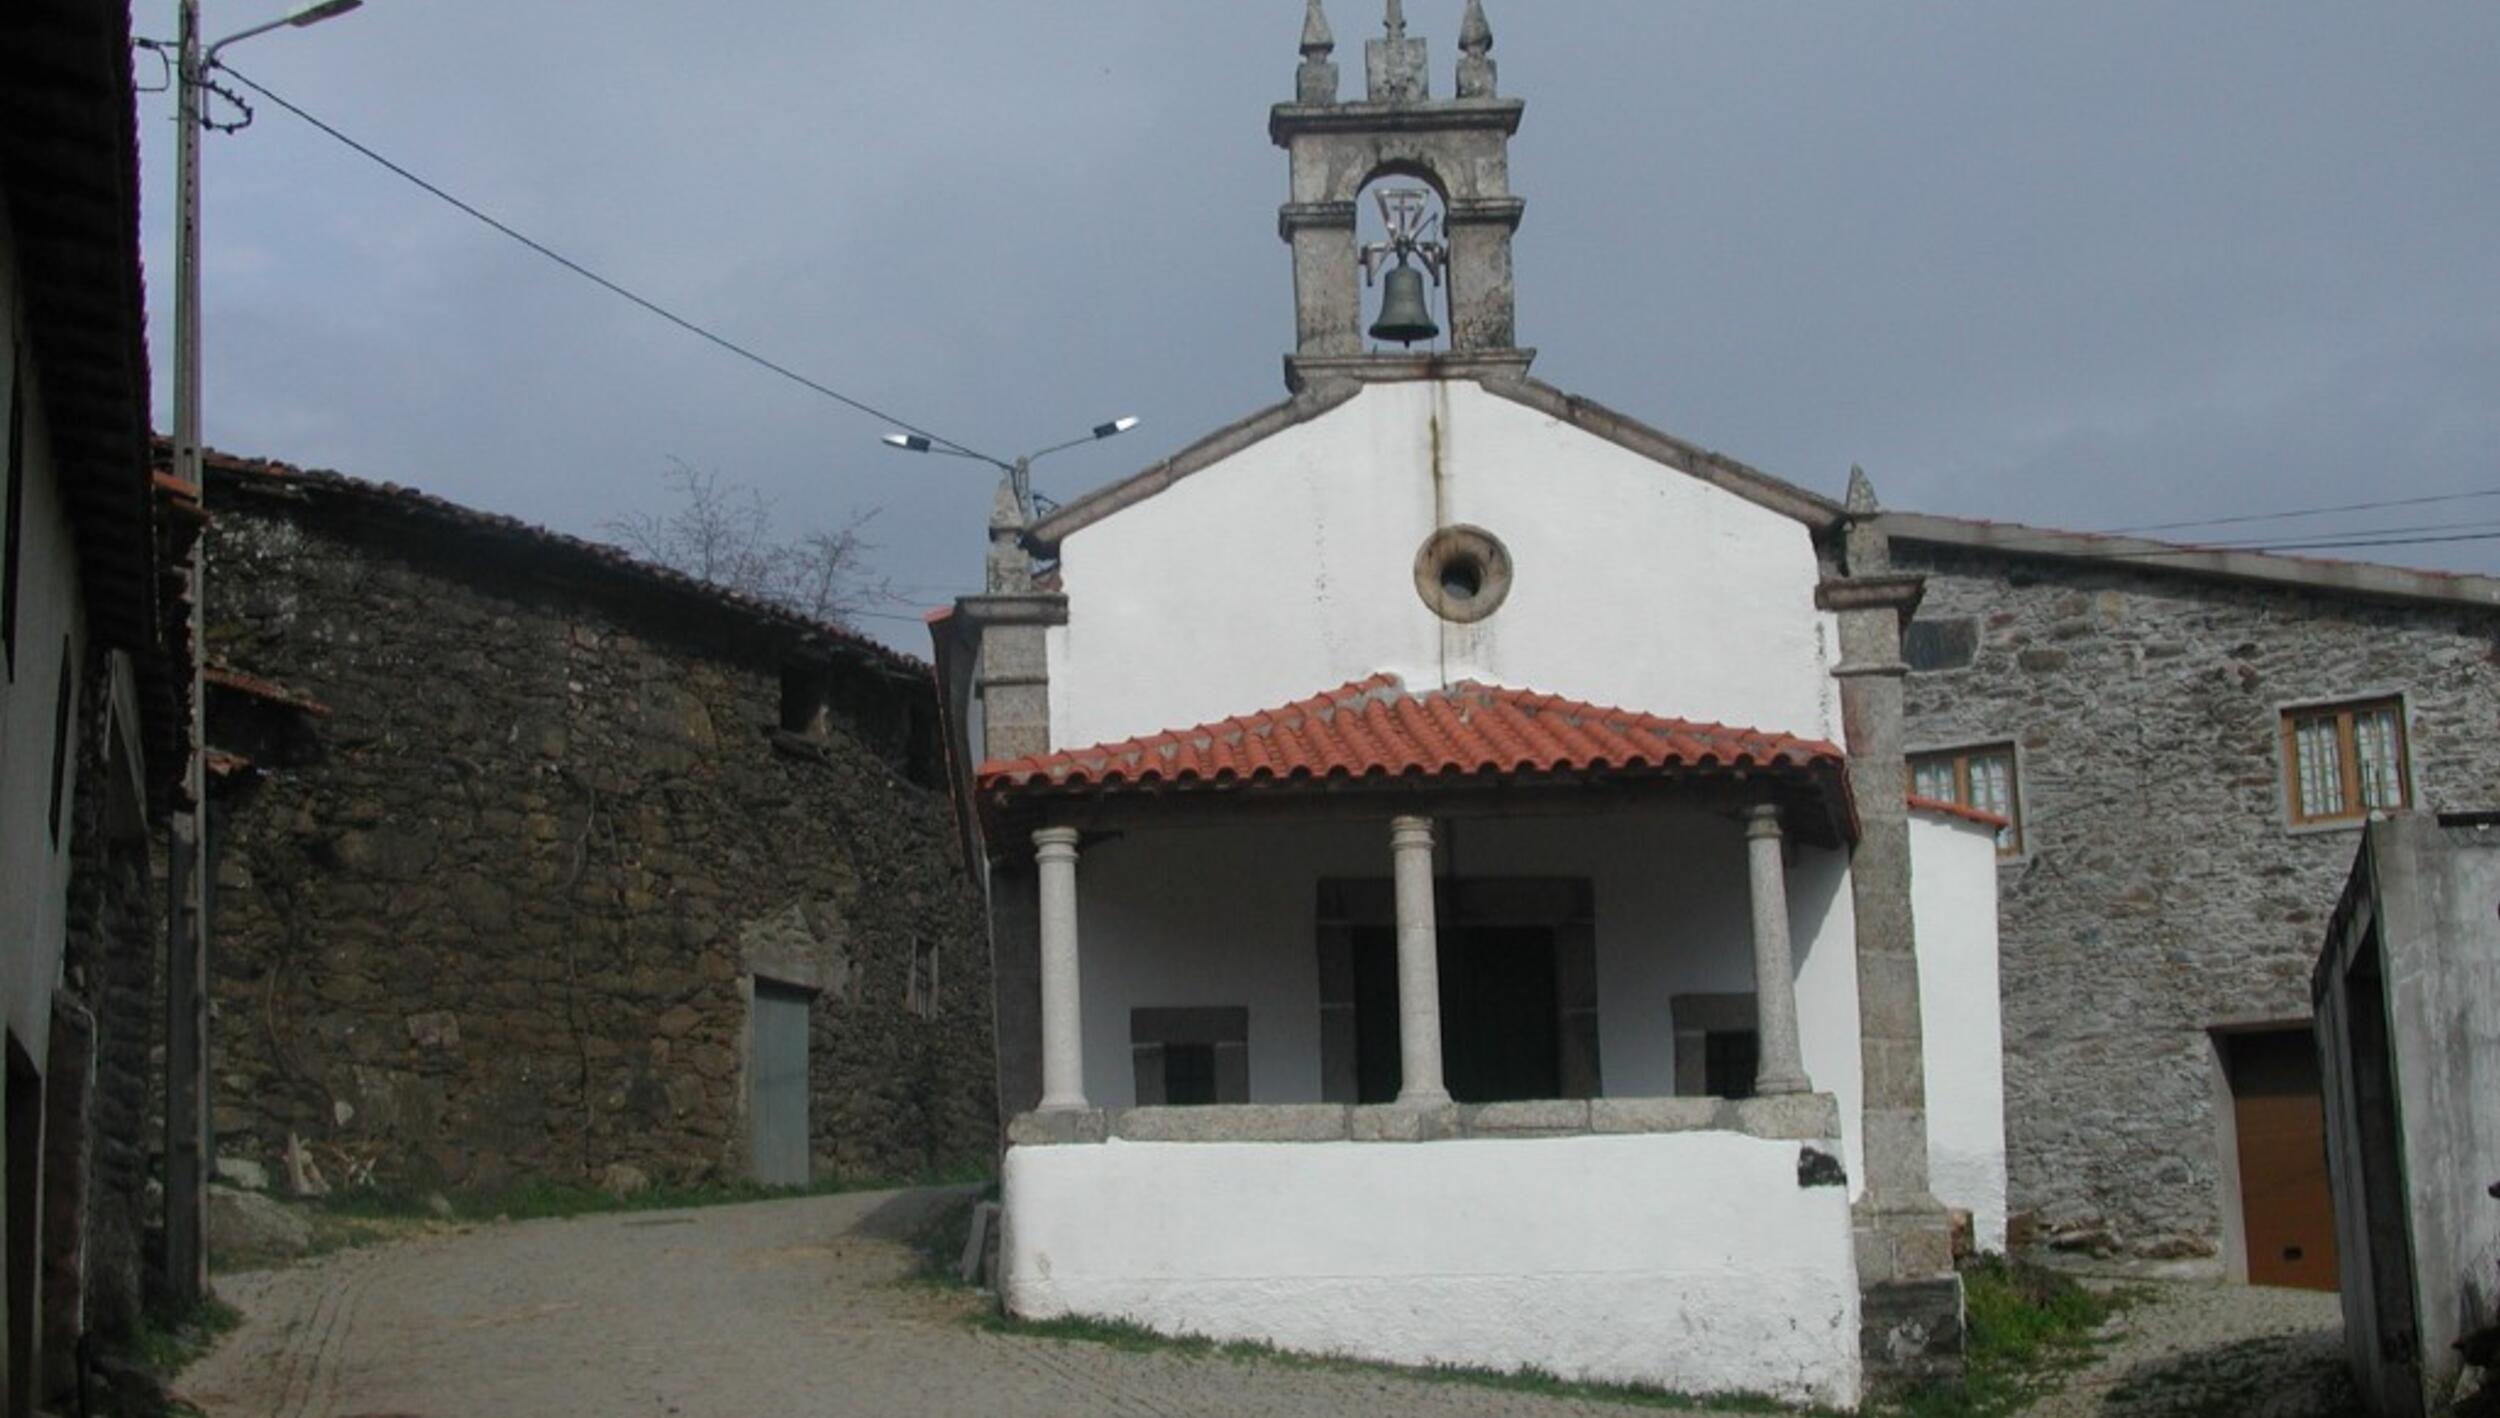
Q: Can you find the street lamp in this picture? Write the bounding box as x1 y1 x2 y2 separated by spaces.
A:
165 0 368 1309
880 416 1140 525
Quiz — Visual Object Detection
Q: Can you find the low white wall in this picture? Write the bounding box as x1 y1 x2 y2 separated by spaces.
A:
1908 810 2008 1252
1005 1131 1862 1408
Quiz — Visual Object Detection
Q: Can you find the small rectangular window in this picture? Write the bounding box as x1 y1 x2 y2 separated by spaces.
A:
4 355 26 679
1703 1029 1759 1101
1908 743 2024 856
1130 1006 1249 1107
48 638 73 845
905 937 939 1020
2282 697 2409 826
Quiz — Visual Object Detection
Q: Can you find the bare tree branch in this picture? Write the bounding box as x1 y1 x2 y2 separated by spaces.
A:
603 459 888 627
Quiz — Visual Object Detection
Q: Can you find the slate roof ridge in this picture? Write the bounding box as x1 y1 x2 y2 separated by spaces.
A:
1023 373 1847 553
187 442 926 674
1879 509 2500 612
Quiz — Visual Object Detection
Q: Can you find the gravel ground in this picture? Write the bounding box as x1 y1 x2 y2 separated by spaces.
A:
2018 1279 2359 1418
179 1187 1704 1418
183 1188 2363 1417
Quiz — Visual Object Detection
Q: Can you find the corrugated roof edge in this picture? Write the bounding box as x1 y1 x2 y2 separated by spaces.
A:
1881 511 2500 613
188 444 927 675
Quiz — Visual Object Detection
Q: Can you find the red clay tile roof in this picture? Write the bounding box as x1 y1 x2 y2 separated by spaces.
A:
1906 794 2011 831
205 664 333 718
981 674 1845 792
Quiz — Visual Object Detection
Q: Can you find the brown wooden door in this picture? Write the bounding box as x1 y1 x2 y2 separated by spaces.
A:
2230 1029 2340 1291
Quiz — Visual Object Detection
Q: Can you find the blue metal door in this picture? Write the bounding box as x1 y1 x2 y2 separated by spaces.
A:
750 981 812 1187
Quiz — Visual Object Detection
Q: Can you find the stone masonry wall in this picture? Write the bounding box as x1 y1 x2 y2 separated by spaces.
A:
200 493 994 1195
1898 543 2500 1258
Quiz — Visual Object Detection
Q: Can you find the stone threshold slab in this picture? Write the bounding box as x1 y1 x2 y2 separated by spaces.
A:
1006 1093 1839 1148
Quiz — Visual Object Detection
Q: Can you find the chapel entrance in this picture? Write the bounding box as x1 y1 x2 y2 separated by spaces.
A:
1350 925 1560 1104
2224 1026 2339 1291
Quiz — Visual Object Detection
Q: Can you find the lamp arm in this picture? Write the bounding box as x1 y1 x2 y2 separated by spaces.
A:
204 14 298 63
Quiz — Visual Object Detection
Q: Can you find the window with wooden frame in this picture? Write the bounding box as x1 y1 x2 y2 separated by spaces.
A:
2281 697 2409 826
1908 743 2023 856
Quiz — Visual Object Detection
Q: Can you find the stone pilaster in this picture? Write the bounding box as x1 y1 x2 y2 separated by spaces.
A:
1820 470 1963 1378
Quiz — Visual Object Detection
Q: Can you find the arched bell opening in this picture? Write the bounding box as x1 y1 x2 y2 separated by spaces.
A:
1355 171 1451 352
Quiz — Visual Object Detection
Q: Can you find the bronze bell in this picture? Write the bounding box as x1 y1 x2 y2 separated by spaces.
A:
1370 262 1440 345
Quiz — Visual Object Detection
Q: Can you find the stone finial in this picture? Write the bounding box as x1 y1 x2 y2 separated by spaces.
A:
1366 0 1428 103
1846 464 1880 514
1456 0 1496 98
1297 0 1341 104
986 472 1033 592
1302 0 1335 55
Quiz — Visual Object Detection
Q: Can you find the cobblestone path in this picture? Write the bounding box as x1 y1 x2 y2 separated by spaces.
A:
2018 1278 2359 1418
180 1187 1698 1418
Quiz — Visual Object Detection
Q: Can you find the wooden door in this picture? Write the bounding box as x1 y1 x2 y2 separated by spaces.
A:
750 982 812 1188
2230 1028 2339 1291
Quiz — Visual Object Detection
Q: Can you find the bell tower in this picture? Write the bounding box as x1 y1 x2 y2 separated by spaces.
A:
1272 0 1532 391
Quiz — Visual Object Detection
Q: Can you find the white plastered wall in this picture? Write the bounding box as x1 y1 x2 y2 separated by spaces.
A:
1047 380 1839 753
1005 1131 1862 1408
1908 809 2009 1252
1066 807 1874 1186
0 198 87 1067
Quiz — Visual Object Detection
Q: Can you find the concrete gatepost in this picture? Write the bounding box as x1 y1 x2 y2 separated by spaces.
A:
1388 815 1452 1106
1743 805 1813 1096
1817 467 1964 1381
1034 827 1087 1112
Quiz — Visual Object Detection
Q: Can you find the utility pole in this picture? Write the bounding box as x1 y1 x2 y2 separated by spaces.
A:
163 0 211 1310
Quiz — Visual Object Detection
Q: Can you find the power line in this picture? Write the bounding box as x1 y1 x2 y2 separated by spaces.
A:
212 61 997 467
2099 486 2500 536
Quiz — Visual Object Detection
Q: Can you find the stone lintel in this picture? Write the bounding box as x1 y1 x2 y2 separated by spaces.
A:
1283 349 1536 394
1444 196 1527 230
954 592 1068 629
1006 1108 1108 1146
1277 200 1359 241
1814 573 1927 617
1004 1092 1842 1150
1269 97 1526 147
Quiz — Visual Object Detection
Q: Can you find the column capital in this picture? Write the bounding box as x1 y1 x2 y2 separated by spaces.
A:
1742 803 1784 839
1389 814 1435 849
1033 825 1083 857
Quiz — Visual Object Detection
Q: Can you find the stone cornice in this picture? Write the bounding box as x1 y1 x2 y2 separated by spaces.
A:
1815 573 1927 617
1269 97 1527 146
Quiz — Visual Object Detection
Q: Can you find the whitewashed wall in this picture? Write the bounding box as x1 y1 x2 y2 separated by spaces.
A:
1047 381 1838 753
1006 1131 1862 1408
1908 809 2009 1252
1066 807 1875 1183
0 211 87 1065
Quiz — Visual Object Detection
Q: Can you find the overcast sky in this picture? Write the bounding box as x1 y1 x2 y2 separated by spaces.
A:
139 2 2500 647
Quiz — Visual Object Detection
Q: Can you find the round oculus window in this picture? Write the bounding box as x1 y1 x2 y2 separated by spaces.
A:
1413 524 1513 624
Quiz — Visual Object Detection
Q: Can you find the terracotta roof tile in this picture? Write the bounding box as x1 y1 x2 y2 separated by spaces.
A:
205 663 333 718
980 675 1844 791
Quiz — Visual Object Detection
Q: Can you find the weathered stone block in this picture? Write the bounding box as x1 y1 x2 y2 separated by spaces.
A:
1463 1099 1589 1136
1589 1096 1719 1134
1113 1105 1348 1144
1007 1109 1110 1147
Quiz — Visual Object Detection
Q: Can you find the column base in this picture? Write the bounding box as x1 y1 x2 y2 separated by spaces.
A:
1394 1088 1452 1108
1754 1070 1814 1097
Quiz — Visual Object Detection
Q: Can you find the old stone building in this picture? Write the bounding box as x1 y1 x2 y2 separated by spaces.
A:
197 448 993 1197
1 0 183 1408
1885 512 2500 1281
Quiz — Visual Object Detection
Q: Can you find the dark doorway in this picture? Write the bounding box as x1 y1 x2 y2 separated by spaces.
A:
7 1036 42 1418
2224 1027 2339 1291
1350 925 1560 1104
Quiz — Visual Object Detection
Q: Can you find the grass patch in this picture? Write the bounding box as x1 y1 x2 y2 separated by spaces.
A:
127 1293 243 1379
1882 1256 2129 1418
982 1309 1832 1413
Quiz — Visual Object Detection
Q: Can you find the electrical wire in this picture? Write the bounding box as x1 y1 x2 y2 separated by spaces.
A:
2099 486 2500 536
211 60 997 467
